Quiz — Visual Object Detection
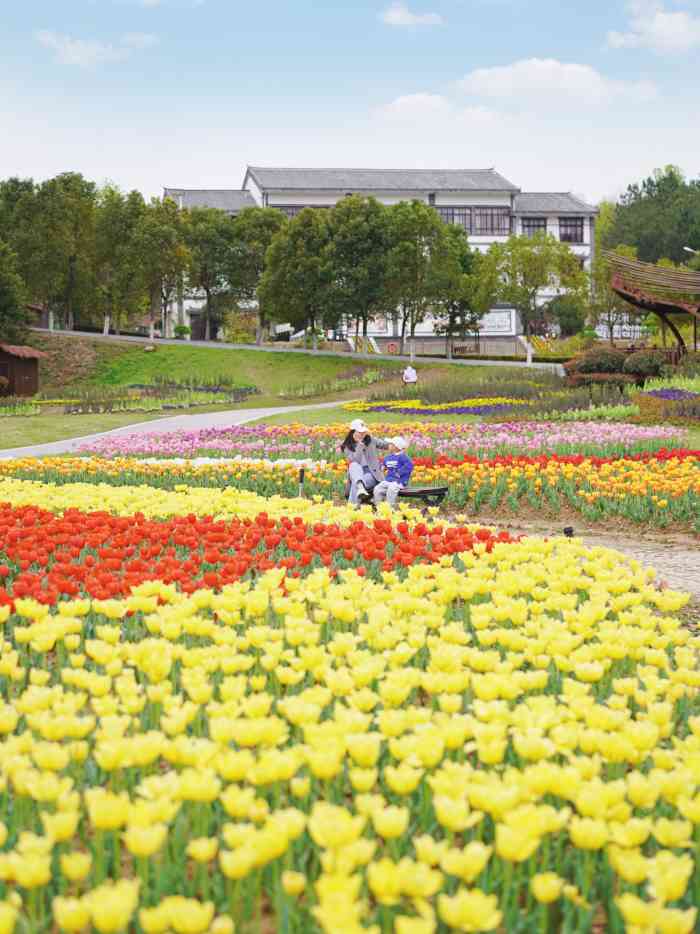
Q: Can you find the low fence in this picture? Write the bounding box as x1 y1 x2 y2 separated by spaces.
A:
374 336 527 359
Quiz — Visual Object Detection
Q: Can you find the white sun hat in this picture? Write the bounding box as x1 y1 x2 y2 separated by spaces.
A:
391 436 408 450
349 419 369 433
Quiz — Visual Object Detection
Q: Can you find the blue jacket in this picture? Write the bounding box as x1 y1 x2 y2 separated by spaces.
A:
383 452 413 487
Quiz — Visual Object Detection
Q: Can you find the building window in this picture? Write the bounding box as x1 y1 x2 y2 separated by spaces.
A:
436 207 471 231
472 207 511 236
275 205 330 219
559 217 584 243
428 193 436 206
521 217 547 238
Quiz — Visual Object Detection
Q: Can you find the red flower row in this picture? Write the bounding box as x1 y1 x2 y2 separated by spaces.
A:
0 504 516 609
413 448 700 469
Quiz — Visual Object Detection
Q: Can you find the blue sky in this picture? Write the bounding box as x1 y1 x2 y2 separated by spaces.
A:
1 0 699 202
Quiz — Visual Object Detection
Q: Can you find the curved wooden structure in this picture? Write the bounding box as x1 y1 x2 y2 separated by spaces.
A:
603 252 700 351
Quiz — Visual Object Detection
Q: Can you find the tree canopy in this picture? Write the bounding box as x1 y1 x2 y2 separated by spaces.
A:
487 232 588 338
259 208 335 349
0 240 28 345
606 166 700 264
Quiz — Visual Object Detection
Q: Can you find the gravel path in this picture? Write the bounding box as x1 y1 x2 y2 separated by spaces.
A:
0 400 345 460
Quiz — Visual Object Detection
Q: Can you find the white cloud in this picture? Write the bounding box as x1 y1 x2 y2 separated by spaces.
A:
35 30 158 66
380 93 498 128
122 32 159 49
381 92 452 119
380 3 443 26
607 1 700 53
458 57 657 103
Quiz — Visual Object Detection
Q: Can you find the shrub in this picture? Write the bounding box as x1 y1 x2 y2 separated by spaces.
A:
565 347 628 375
622 349 667 380
566 373 637 392
0 375 8 396
674 351 700 377
173 324 191 339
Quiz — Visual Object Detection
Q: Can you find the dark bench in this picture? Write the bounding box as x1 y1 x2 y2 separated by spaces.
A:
357 485 448 508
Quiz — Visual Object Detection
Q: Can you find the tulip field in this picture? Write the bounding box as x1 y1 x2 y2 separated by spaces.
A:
0 412 699 933
2 418 698 532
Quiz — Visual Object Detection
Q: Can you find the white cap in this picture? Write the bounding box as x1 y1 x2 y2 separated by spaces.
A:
349 419 369 433
391 435 408 450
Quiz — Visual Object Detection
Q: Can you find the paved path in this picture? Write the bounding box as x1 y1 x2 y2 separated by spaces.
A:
0 400 345 460
30 328 566 374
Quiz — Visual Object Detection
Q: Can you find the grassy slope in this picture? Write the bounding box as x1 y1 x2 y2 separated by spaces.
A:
26 333 403 396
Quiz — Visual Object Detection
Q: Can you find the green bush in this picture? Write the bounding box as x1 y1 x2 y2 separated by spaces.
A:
674 351 700 377
622 349 666 380
565 347 628 375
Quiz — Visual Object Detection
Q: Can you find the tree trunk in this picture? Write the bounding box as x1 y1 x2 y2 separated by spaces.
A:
204 290 212 342
102 314 110 336
149 286 159 342
47 308 54 331
399 309 408 356
312 322 318 352
362 314 368 338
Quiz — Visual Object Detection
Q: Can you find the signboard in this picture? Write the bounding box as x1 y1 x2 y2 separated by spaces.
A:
477 309 516 336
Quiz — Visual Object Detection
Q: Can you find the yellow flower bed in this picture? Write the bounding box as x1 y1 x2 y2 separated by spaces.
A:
0 477 421 527
0 538 697 932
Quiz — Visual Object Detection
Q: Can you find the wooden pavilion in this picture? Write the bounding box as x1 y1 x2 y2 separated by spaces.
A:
603 252 700 352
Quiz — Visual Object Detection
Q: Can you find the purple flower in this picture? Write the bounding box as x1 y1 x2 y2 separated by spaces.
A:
645 389 699 401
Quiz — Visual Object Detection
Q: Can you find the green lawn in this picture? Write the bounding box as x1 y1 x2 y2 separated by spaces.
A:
0 406 243 452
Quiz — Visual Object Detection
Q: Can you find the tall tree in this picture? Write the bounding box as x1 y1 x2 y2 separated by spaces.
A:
590 202 638 344
259 208 335 350
133 198 189 342
487 232 588 339
13 172 97 330
229 207 287 344
0 240 28 345
184 207 238 341
431 225 498 358
94 186 147 335
383 201 450 354
0 178 35 249
607 166 700 263
327 195 391 342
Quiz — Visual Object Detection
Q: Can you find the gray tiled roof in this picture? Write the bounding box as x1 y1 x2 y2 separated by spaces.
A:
163 189 257 212
514 192 597 214
245 166 520 192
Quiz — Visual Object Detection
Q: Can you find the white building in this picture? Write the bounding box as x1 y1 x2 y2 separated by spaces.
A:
165 167 596 349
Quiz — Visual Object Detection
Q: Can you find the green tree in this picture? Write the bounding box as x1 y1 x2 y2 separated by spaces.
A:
487 232 588 339
432 225 498 358
184 207 238 341
0 240 28 345
544 293 587 337
259 208 334 351
229 207 287 344
133 198 189 341
327 195 391 342
0 178 35 249
383 201 450 354
607 166 700 263
590 202 638 344
94 186 147 335
12 172 97 330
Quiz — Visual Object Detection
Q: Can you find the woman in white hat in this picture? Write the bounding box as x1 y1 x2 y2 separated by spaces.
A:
340 419 390 505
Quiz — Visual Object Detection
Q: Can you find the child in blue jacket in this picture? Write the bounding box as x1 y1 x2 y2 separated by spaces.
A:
373 436 413 507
